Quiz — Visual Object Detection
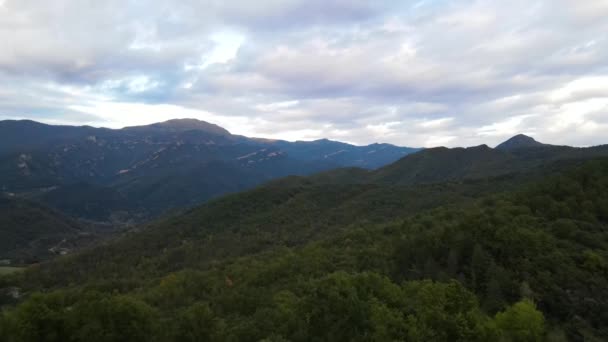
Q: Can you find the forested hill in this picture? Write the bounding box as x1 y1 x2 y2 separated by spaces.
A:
1 155 607 340
369 141 608 185
0 196 87 264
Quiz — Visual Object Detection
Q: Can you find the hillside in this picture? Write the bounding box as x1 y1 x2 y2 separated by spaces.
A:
0 196 89 264
2 153 608 340
370 142 608 185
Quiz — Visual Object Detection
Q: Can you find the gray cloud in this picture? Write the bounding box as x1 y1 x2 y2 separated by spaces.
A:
0 0 607 147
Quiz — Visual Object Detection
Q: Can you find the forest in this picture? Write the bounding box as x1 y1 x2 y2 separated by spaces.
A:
0 157 607 341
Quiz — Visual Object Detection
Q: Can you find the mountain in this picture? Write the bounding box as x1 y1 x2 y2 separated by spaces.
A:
271 139 414 169
371 144 510 184
0 120 105 155
0 119 419 222
124 118 231 135
370 137 608 185
3 152 608 340
38 183 139 223
495 134 546 150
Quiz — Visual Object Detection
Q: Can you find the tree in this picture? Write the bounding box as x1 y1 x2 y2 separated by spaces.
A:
5 293 68 342
169 303 224 341
447 248 460 276
494 299 545 342
471 244 491 291
401 280 491 341
483 263 510 313
67 293 158 342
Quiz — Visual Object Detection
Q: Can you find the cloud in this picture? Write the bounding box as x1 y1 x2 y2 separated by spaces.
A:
0 0 607 147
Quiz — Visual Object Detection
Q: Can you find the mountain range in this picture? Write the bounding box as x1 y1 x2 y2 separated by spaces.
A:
0 119 419 223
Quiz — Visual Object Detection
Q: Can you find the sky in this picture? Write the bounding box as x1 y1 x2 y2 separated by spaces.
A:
0 0 607 148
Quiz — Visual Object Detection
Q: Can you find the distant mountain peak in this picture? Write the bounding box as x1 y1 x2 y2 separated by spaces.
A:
496 134 545 150
125 118 231 136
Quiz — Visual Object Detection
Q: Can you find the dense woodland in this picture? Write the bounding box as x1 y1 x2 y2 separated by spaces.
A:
0 197 91 263
1 154 607 340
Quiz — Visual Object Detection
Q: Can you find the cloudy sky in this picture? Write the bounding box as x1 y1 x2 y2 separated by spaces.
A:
0 0 607 147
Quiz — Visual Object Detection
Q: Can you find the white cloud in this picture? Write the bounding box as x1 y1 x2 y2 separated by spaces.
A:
68 101 253 133
477 115 535 137
425 135 457 147
549 76 608 102
548 98 608 133
417 117 453 129
366 121 401 136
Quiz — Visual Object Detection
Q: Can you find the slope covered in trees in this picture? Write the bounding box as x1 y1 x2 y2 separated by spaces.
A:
0 196 89 264
369 143 608 185
1 156 607 340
